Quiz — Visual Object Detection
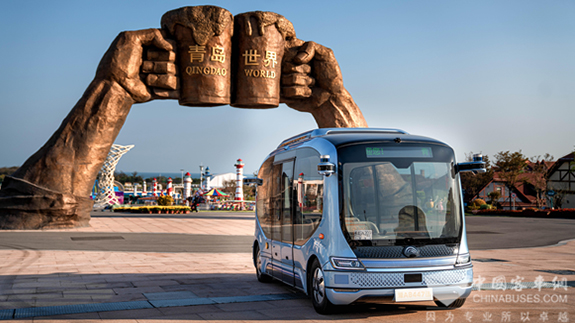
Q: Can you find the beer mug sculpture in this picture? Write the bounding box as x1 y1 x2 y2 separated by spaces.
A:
161 6 233 106
231 11 296 109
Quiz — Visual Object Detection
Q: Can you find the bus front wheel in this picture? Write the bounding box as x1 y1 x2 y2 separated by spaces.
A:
435 298 466 308
309 258 335 314
255 246 272 283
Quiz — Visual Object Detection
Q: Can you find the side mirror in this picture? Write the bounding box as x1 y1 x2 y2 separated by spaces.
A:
455 153 486 174
318 155 335 177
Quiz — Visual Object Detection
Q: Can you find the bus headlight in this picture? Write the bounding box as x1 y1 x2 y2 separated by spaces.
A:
331 257 365 270
456 253 471 266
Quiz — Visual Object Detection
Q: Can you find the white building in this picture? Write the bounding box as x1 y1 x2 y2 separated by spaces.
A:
205 172 237 189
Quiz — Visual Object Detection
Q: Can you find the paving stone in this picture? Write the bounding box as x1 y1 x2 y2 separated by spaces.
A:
7 294 63 301
132 279 179 287
136 314 203 321
31 311 101 320
113 286 165 295
215 300 277 312
0 289 36 295
197 309 270 320
97 308 162 319
143 291 198 300
156 304 220 316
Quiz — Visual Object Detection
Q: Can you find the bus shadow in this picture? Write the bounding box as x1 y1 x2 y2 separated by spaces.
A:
0 272 431 320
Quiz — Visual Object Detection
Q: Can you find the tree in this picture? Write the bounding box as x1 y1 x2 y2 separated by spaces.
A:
222 179 236 197
221 180 255 200
460 153 493 202
525 154 553 208
114 171 143 184
243 184 256 201
488 191 501 207
494 150 527 210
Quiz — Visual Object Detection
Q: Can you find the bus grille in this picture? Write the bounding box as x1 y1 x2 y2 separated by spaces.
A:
350 272 405 287
349 269 468 288
353 245 456 259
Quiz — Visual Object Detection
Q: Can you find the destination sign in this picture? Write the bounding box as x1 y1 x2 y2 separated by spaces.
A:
366 147 433 158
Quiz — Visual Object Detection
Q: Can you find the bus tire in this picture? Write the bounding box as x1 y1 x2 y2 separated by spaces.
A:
435 298 466 309
255 246 272 283
309 258 335 314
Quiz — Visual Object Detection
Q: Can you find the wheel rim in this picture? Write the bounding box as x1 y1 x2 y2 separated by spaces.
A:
312 266 325 304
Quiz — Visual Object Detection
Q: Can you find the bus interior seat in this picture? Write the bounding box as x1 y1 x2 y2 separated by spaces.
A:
395 205 428 234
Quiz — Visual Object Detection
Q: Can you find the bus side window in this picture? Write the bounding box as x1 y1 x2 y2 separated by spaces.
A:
257 156 274 237
294 149 323 245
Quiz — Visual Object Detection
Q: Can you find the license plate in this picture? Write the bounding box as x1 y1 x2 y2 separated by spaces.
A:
395 288 433 302
353 230 372 240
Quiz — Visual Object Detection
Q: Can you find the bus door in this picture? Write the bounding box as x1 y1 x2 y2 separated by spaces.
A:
270 162 282 279
271 160 295 284
280 160 295 285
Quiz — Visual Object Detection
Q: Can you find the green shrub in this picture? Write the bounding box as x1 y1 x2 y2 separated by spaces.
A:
157 195 174 206
112 205 190 213
472 199 486 206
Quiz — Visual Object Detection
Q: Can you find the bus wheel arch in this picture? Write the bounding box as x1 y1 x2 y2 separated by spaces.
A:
253 242 272 283
305 255 319 295
308 257 335 314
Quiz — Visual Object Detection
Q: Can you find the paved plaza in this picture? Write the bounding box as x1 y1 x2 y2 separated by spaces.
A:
0 211 573 322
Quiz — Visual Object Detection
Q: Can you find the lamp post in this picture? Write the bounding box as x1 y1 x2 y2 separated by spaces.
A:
180 169 184 203
199 164 204 190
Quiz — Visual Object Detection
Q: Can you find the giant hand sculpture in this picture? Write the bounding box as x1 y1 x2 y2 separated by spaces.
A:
281 40 367 128
0 29 177 229
0 21 366 229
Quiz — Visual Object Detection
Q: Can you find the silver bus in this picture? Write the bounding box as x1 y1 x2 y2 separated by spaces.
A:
252 128 485 314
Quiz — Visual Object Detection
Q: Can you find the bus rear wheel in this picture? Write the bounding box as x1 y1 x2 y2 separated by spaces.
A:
309 259 335 314
255 246 272 283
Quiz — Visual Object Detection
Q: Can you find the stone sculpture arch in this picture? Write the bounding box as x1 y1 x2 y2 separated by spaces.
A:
0 6 367 229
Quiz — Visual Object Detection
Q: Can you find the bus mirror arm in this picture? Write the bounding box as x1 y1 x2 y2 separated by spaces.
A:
455 162 486 174
454 153 486 175
318 155 335 177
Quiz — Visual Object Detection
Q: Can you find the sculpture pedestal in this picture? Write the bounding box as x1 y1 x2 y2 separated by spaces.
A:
0 176 91 229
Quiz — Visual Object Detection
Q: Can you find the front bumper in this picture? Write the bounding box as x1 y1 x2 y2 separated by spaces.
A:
323 267 473 305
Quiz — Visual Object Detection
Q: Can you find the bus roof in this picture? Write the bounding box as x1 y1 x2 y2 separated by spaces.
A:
277 128 449 149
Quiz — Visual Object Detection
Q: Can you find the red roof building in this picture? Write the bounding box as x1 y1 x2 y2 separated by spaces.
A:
473 160 555 210
546 152 575 208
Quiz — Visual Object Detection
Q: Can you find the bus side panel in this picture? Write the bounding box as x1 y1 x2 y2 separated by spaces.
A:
292 245 308 291
255 221 273 277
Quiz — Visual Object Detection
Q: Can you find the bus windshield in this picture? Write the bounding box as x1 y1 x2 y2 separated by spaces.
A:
339 144 462 247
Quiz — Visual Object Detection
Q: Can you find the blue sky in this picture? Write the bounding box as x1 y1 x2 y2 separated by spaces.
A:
1 1 573 175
